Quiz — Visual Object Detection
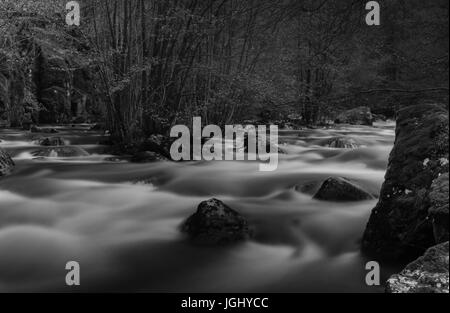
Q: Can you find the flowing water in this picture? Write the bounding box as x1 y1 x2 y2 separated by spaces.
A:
0 122 400 292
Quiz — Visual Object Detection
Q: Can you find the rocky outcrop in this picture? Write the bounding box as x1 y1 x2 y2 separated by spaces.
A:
335 106 374 126
31 146 89 158
386 242 449 293
429 173 449 244
0 147 14 176
181 198 251 245
313 177 374 201
362 104 449 261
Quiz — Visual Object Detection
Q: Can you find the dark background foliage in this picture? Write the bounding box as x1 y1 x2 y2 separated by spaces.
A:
0 0 448 142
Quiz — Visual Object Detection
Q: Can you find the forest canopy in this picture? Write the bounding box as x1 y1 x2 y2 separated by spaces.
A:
0 0 448 143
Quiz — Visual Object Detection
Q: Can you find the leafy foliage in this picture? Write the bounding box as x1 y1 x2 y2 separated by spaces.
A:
0 0 448 135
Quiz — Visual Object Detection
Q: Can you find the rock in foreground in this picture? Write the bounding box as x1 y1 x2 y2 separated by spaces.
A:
181 198 251 245
335 106 373 126
313 177 374 201
0 147 15 177
386 242 449 293
362 104 449 261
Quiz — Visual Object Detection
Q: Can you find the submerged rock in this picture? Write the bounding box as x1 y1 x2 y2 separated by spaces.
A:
31 146 89 158
322 137 359 149
362 104 449 261
37 137 66 146
0 147 15 176
242 132 286 154
313 177 374 201
335 106 373 126
181 198 251 245
386 242 449 293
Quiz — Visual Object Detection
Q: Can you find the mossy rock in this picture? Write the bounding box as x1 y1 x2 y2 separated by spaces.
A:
386 242 449 293
362 104 449 262
0 147 14 177
181 198 251 245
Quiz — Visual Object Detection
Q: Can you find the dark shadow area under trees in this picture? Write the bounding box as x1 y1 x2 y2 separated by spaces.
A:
1 0 448 145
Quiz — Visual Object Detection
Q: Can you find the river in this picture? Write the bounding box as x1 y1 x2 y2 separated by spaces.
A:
0 122 401 292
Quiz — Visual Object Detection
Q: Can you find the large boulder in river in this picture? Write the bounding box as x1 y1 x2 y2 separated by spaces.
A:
362 104 449 261
181 198 251 245
335 106 373 126
313 177 374 201
0 147 14 177
321 137 359 149
386 241 449 293
31 146 89 158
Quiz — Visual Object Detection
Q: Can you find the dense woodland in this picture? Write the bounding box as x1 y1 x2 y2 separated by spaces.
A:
0 0 448 144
